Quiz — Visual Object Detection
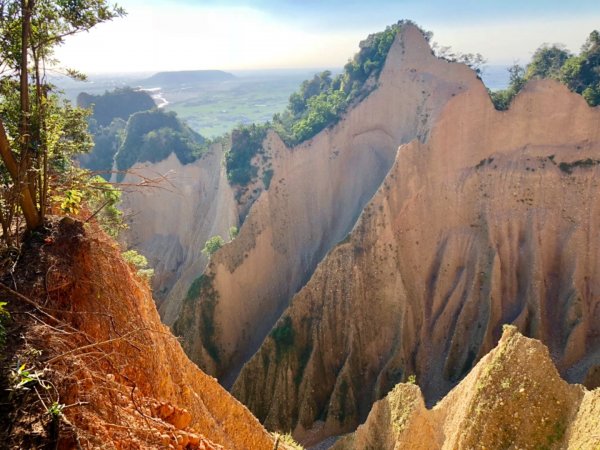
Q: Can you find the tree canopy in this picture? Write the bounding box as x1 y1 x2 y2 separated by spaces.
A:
77 87 155 127
114 109 207 180
0 0 124 242
490 30 600 110
271 21 420 147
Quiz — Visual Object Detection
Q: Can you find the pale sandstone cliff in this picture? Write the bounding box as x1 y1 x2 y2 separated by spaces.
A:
119 143 237 324
332 327 600 450
174 24 485 383
233 76 600 441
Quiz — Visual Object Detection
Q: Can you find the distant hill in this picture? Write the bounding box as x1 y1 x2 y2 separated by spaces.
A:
115 109 207 180
143 70 235 86
77 87 156 127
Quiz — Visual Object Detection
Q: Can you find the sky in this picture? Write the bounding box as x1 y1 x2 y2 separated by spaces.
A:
54 0 600 74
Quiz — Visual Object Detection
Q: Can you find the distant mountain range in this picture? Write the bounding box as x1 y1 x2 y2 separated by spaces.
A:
143 70 236 86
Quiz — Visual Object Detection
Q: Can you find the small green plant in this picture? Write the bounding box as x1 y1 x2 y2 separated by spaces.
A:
122 249 148 268
122 249 154 281
272 432 304 450
407 374 417 385
10 358 64 424
47 401 65 418
10 362 53 398
12 363 43 391
57 189 83 214
202 235 225 256
228 226 239 241
86 175 125 237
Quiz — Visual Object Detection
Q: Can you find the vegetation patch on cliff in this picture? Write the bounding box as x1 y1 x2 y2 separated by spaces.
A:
558 157 600 174
272 21 425 147
490 30 600 109
174 274 221 364
222 20 430 195
270 316 295 361
225 123 268 186
77 87 156 127
115 109 208 179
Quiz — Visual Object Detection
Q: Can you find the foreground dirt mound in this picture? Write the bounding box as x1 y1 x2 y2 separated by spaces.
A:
0 218 272 449
333 327 599 450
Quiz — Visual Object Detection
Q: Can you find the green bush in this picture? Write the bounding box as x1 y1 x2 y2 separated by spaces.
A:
86 175 124 237
122 249 154 281
271 316 294 359
202 235 225 256
225 123 268 186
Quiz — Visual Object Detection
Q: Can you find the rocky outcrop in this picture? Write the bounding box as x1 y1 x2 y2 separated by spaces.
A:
3 218 272 449
120 143 237 324
233 74 600 440
332 327 600 450
174 24 484 383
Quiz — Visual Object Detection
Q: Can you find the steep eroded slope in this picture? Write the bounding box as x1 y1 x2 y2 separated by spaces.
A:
333 327 599 450
120 143 238 324
233 78 600 440
174 24 484 383
1 218 272 449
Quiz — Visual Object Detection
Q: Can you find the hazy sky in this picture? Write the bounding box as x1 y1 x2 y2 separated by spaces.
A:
54 0 600 74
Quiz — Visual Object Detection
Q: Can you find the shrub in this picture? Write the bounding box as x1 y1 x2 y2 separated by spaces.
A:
225 123 268 186
202 235 225 256
228 226 238 241
271 316 294 360
122 249 154 281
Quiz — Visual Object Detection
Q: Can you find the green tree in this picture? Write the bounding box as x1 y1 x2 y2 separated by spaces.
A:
0 0 124 241
560 30 600 105
224 123 268 186
490 30 600 109
202 235 225 257
526 45 571 80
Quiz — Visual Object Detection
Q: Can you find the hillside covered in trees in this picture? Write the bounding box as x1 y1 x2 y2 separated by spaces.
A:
490 30 600 109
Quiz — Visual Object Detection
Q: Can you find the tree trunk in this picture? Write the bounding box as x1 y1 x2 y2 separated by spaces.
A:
0 120 40 230
19 0 39 208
